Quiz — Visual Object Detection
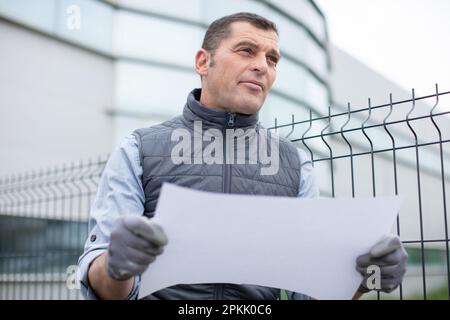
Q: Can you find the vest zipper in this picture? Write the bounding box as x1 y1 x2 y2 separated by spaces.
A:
227 112 235 127
214 112 235 300
223 112 235 194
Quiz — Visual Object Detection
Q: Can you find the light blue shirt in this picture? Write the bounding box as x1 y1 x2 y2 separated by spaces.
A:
78 134 319 300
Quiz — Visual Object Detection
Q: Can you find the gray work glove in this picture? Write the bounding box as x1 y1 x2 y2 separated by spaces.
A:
356 234 408 293
105 215 168 281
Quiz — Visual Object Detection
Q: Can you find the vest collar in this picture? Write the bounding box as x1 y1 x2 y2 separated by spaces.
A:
182 88 259 129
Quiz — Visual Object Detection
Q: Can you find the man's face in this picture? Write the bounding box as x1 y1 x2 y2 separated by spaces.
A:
196 21 280 115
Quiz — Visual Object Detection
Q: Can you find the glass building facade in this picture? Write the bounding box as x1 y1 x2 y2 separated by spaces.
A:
0 0 331 143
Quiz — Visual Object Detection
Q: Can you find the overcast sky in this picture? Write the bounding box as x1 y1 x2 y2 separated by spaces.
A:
315 0 450 99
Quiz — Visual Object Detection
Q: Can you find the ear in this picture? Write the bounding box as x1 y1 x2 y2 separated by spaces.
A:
195 49 210 78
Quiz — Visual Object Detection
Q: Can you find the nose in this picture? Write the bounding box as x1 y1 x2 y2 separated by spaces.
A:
250 53 269 75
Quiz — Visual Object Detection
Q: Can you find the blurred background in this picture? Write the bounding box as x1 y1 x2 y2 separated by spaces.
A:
0 0 449 300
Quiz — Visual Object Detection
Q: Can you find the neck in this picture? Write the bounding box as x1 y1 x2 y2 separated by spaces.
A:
199 88 231 113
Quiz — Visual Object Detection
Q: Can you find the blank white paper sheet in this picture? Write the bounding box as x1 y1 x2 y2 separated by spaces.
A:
139 183 401 300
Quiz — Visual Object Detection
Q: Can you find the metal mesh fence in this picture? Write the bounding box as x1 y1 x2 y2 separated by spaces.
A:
0 157 107 299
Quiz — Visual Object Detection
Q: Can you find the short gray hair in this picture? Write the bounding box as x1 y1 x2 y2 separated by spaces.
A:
201 12 278 54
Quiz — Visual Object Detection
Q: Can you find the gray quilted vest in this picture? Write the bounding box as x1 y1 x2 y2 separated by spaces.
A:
133 88 301 300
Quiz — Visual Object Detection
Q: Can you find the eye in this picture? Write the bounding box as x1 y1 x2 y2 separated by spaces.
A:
267 56 278 67
240 47 253 55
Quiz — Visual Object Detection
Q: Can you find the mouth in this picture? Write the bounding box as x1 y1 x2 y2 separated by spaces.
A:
239 80 264 92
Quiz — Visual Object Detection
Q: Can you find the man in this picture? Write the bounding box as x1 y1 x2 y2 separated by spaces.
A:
78 12 407 300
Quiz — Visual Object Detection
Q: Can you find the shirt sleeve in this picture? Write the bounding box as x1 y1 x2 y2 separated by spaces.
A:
285 148 320 300
297 148 319 199
77 134 144 300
